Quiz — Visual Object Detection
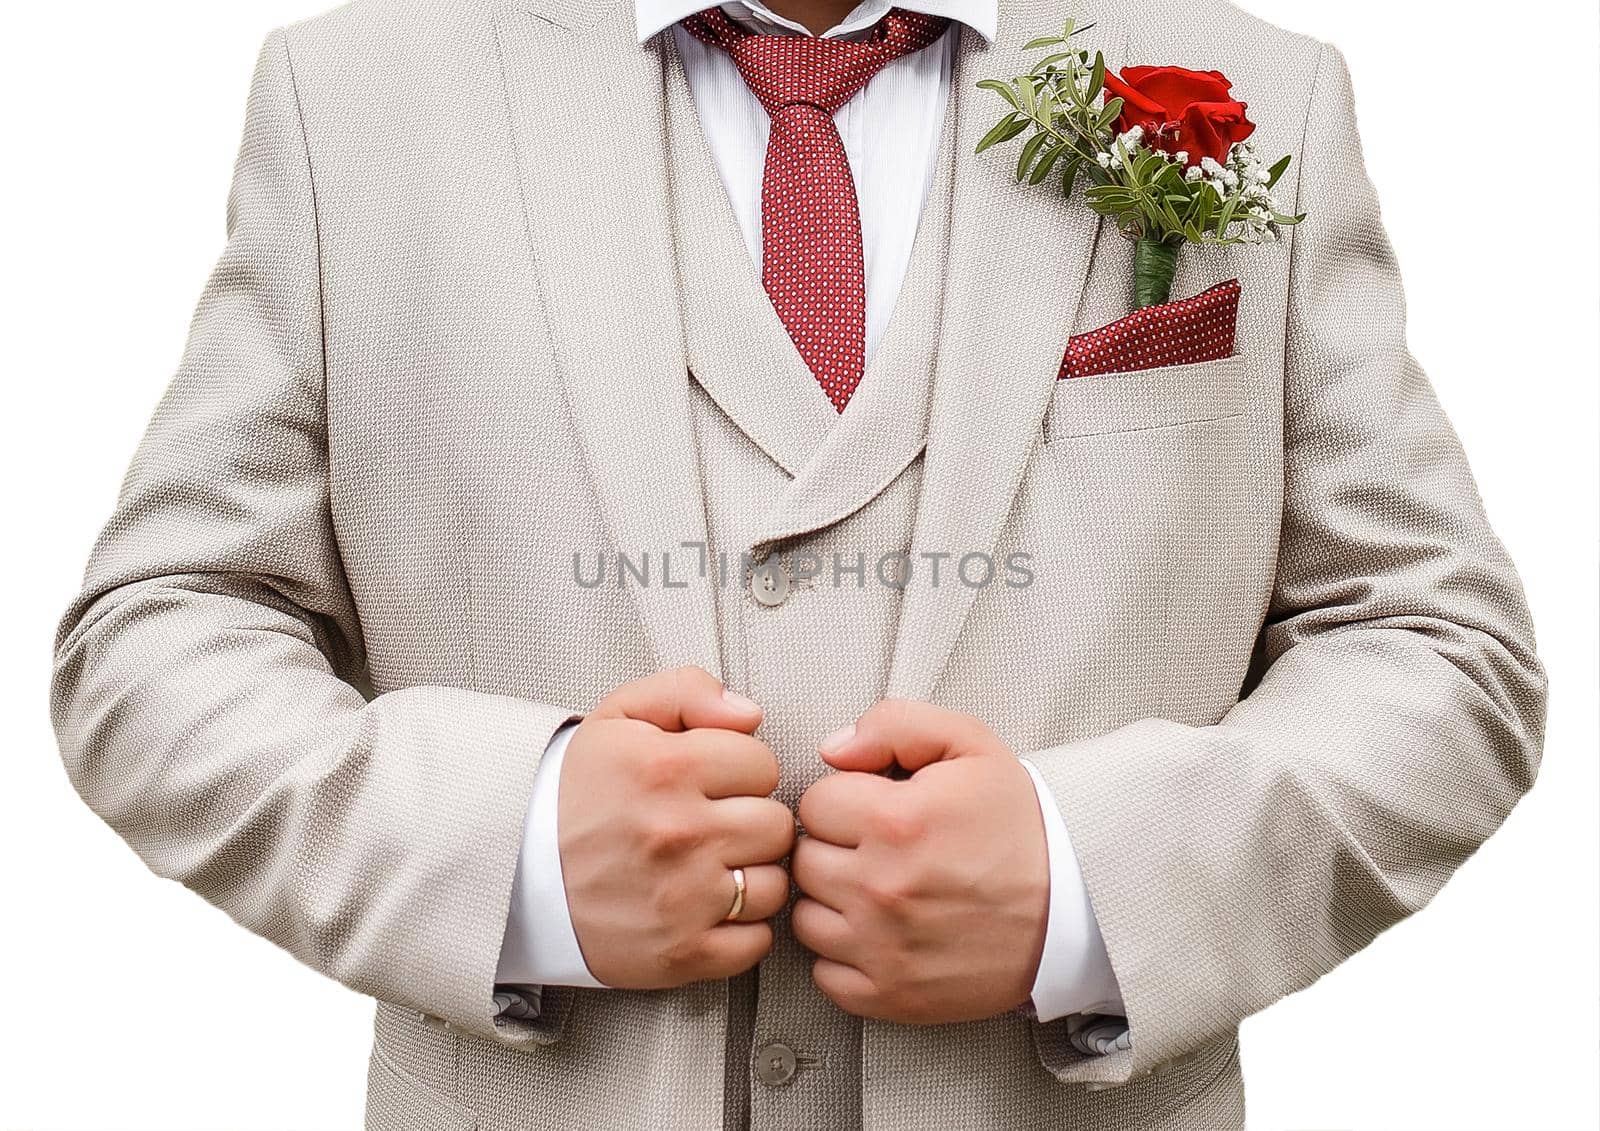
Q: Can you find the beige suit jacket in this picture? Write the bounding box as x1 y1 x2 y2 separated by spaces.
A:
50 0 1546 1127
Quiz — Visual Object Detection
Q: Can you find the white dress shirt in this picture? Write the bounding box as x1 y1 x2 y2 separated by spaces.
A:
496 0 1124 1025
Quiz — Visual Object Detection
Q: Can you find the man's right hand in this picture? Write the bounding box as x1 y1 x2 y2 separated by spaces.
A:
558 666 794 989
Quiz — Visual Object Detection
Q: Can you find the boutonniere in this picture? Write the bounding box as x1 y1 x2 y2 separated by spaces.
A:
976 20 1306 309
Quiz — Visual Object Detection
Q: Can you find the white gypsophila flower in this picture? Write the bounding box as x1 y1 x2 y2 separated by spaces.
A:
1117 124 1145 149
1200 156 1226 178
1185 164 1204 182
1173 150 1189 165
1097 152 1113 169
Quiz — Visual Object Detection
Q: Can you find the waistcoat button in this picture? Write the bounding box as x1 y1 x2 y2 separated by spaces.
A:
754 1041 798 1087
750 559 791 607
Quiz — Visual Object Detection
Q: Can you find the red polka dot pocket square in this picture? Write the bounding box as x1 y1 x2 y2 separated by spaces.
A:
1058 279 1241 380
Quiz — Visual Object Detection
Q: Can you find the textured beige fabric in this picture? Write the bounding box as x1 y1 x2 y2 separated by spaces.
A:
50 0 1544 1127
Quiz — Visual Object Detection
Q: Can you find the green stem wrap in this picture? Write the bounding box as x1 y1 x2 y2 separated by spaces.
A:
1133 238 1181 309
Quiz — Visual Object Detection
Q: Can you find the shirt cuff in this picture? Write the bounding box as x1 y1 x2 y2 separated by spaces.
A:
495 722 605 989
1021 760 1125 1023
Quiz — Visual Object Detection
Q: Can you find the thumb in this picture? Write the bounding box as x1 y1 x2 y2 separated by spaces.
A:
591 666 763 734
818 699 999 774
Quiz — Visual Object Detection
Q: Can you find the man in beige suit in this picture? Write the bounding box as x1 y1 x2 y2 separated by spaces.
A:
50 0 1546 1125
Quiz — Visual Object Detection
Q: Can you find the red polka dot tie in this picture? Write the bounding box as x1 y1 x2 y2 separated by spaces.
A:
682 8 950 412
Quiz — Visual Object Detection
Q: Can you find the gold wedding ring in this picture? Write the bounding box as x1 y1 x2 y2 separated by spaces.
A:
725 867 747 921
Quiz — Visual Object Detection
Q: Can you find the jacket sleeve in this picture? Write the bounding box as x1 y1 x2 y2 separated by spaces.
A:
48 30 572 1048
1023 43 1547 1087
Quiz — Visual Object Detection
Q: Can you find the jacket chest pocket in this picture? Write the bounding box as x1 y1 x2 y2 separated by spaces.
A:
1033 353 1257 563
1042 353 1247 444
1008 352 1268 722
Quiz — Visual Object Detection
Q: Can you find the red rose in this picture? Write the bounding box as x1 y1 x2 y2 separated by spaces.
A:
1102 65 1255 168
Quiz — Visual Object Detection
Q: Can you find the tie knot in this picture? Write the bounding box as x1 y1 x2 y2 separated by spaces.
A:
683 7 950 118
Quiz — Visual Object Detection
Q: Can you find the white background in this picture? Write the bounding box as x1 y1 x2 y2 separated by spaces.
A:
2 1 1595 1129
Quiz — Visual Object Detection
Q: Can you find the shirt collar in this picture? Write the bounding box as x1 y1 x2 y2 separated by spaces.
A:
634 0 996 45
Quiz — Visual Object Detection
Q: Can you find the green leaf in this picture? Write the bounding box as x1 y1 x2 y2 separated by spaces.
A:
975 113 1027 154
1265 153 1293 189
976 78 1019 108
1062 157 1081 198
1192 183 1215 234
1022 34 1065 50
1087 51 1106 102
1153 161 1185 192
1016 129 1050 182
1031 50 1078 73
1097 98 1124 129
1035 82 1058 122
1016 74 1037 114
1086 188 1137 208
1215 194 1239 234
1031 139 1066 184
1160 198 1186 235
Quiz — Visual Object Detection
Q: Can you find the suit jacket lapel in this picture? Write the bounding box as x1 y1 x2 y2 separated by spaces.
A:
887 3 1129 700
495 0 721 675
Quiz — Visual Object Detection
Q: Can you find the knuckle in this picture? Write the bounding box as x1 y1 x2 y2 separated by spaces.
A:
765 801 798 845
647 874 688 920
877 988 914 1022
654 932 702 977
862 869 916 916
636 739 691 789
788 836 813 883
796 783 822 829
883 698 914 730
639 811 700 862
746 921 775 960
869 798 925 847
674 664 714 694
754 745 781 794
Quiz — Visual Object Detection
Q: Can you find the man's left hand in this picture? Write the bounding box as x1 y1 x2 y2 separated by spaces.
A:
791 700 1049 1025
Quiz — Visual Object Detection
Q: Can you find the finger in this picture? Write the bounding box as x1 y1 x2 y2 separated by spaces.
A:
726 864 790 923
711 796 796 864
797 772 897 848
811 957 878 1017
791 897 858 964
592 666 764 734
820 699 998 774
691 921 774 980
675 729 781 799
789 835 857 910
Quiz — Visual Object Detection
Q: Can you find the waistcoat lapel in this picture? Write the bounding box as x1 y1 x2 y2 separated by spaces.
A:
495 0 720 676
887 4 1129 700
665 34 840 476
750 92 957 548
665 28 960 546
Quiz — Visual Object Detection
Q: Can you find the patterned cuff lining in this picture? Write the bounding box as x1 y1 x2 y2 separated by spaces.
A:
492 984 544 1021
1066 1013 1133 1056
498 985 1127 1056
